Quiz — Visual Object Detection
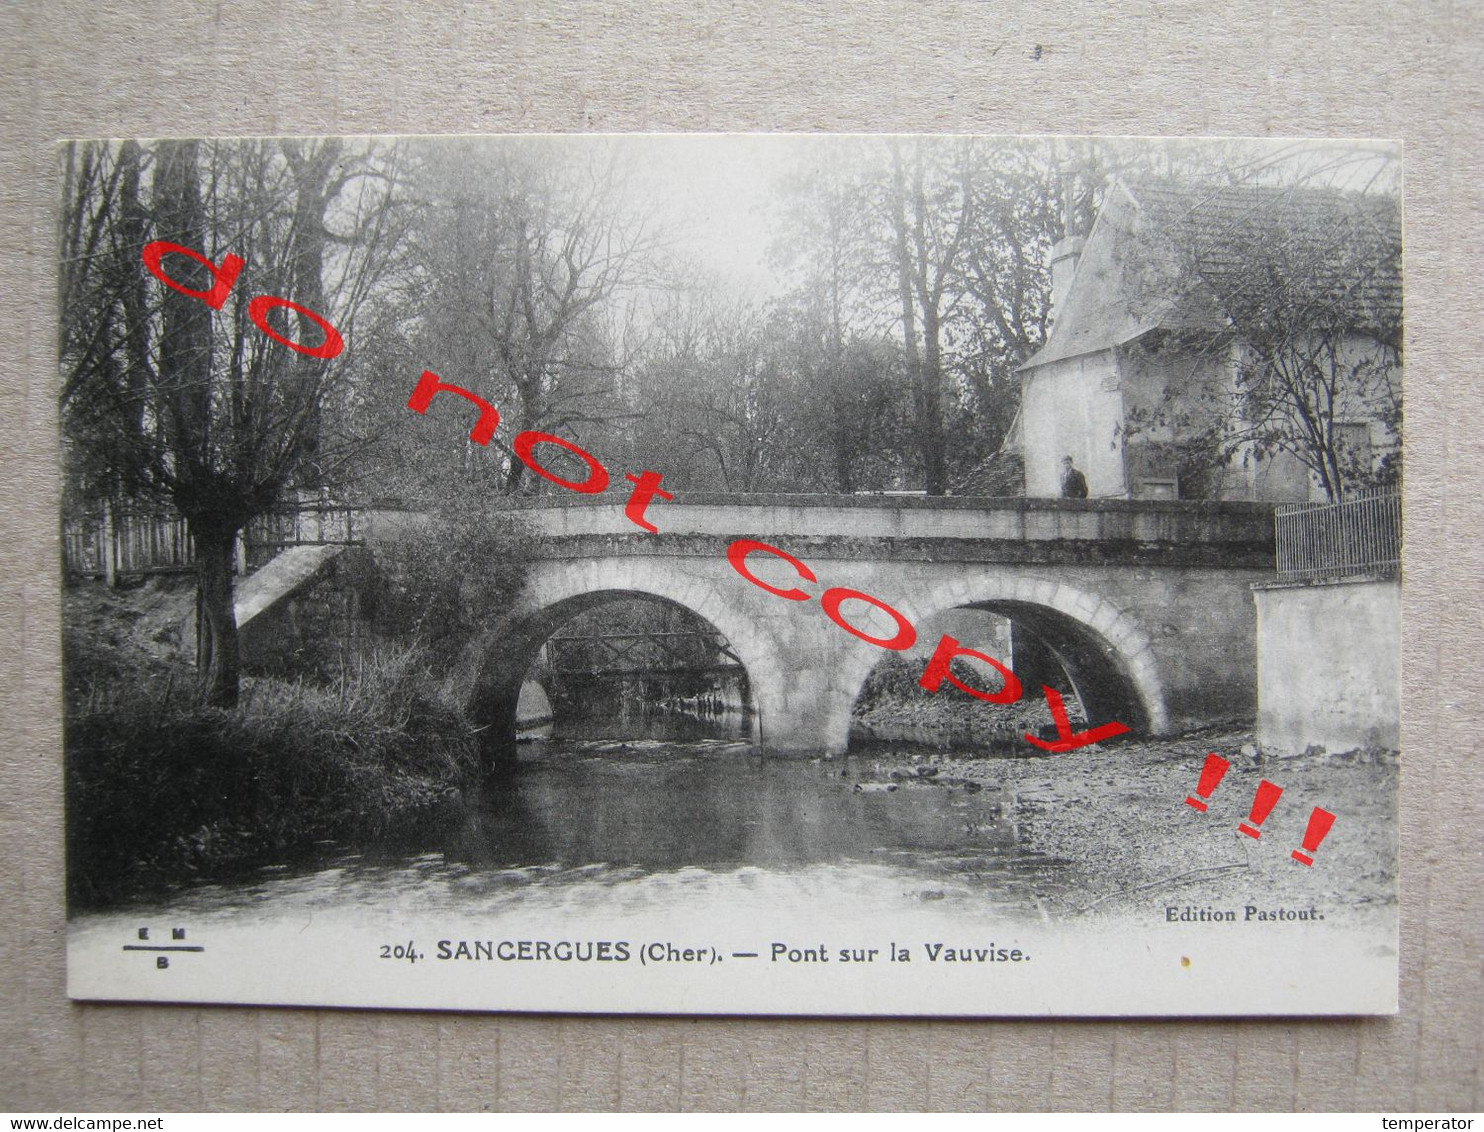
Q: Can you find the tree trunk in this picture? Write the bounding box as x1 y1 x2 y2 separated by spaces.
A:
919 302 947 495
888 147 928 493
827 223 851 495
193 519 241 709
834 434 855 495
889 143 949 496
505 408 534 493
116 142 153 440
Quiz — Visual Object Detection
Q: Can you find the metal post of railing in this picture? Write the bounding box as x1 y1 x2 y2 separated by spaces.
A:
1275 490 1400 583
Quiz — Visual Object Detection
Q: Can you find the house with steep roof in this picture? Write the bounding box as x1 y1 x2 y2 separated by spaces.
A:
1017 179 1401 502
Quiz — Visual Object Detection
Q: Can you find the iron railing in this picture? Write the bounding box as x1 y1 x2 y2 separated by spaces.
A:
63 500 360 580
1275 489 1400 583
242 505 358 570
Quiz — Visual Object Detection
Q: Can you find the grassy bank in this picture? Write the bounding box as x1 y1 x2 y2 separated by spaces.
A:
64 581 480 908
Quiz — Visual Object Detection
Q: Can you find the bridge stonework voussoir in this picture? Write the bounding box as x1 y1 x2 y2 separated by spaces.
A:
1127 647 1160 682
943 577 976 605
1006 575 1039 604
1047 583 1081 617
566 560 609 596
1029 579 1059 607
1069 590 1101 620
1118 628 1153 658
688 592 740 640
1089 601 1123 635
673 577 711 614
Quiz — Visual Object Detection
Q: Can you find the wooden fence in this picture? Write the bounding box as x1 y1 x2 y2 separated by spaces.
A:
63 502 360 582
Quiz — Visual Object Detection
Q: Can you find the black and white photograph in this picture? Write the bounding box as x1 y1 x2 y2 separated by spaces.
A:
59 134 1401 1016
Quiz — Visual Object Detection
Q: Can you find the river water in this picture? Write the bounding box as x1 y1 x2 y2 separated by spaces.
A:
66 699 1400 1017
78 703 1073 929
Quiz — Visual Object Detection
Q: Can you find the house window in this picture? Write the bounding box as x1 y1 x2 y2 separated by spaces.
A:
1336 421 1373 479
1135 478 1178 500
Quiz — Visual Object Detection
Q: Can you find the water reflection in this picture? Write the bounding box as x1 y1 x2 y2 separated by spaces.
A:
451 738 1022 876
92 703 1071 922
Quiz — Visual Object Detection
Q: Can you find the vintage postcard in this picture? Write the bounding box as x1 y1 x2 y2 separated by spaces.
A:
61 134 1400 1015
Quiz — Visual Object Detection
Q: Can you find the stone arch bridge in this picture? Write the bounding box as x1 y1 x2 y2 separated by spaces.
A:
360 494 1276 766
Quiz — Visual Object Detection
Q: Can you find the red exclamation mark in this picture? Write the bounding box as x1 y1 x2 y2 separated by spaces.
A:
1291 807 1336 866
1238 780 1283 839
1184 754 1231 812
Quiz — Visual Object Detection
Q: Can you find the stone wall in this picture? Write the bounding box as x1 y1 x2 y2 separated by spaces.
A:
423 494 1277 550
238 547 374 680
1254 576 1401 753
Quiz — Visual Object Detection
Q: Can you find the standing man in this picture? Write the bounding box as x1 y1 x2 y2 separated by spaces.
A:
1060 455 1089 499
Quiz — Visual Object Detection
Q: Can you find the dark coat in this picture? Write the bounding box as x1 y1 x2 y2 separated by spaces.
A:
1060 466 1089 499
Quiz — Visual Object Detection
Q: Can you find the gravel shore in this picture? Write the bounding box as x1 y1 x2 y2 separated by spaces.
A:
845 729 1398 926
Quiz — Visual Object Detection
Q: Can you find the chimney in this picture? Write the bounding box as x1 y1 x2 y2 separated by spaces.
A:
1048 173 1084 325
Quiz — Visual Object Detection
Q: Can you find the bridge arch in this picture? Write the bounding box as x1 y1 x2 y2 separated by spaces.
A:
836 573 1169 750
467 557 785 767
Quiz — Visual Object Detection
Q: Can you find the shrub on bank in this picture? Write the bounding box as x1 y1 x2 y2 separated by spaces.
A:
65 643 479 908
370 502 537 669
851 654 1081 746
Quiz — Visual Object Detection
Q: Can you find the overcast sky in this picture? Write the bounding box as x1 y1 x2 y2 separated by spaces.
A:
621 133 828 298
415 133 1401 317
538 133 1401 301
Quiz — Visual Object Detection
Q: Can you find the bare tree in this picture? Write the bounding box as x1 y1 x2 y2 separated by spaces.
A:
1118 174 1402 501
766 144 913 493
880 139 984 495
405 140 656 494
59 138 407 705
623 290 800 492
954 141 1063 471
767 137 1062 495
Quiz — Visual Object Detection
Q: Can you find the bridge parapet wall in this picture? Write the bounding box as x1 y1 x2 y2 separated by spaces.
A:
483 493 1276 549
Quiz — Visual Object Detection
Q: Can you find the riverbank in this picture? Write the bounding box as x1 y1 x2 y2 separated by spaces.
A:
842 731 1398 924
63 579 480 908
